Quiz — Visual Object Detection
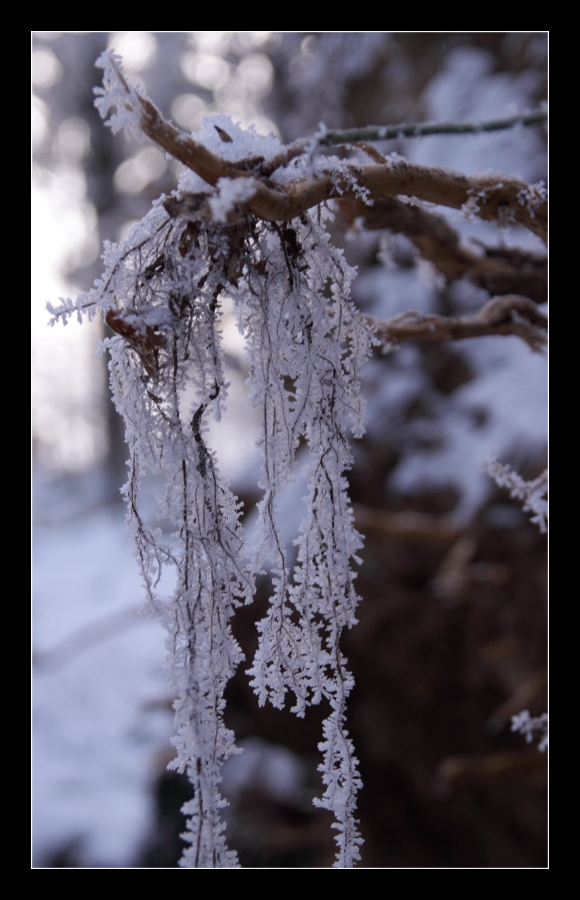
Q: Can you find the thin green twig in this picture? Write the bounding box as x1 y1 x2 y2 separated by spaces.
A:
262 110 548 175
317 110 548 146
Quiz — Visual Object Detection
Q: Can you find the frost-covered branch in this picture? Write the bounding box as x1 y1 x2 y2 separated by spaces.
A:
95 207 256 868
94 51 291 219
368 295 547 352
286 160 546 241
94 52 547 241
484 459 548 532
240 214 371 866
66 80 372 859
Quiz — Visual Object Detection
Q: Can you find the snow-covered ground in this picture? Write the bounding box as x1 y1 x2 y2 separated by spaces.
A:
32 466 310 868
33 472 174 867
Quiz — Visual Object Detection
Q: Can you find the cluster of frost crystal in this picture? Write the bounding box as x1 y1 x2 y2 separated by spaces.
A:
484 458 547 533
239 212 372 865
511 710 548 753
94 51 146 141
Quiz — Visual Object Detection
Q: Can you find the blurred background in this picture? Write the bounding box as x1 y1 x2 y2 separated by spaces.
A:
32 32 547 868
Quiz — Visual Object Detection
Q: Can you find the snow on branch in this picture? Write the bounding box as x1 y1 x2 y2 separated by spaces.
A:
95 51 292 220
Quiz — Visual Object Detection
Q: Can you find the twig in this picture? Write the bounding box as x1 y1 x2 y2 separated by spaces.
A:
431 748 546 797
473 246 547 305
263 111 547 173
433 536 476 603
353 504 462 544
367 295 547 352
321 111 548 145
484 459 548 532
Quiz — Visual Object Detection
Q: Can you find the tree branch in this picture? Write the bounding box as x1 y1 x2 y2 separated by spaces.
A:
298 159 546 241
98 55 547 241
132 92 292 219
340 197 547 302
432 749 546 797
367 295 547 352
